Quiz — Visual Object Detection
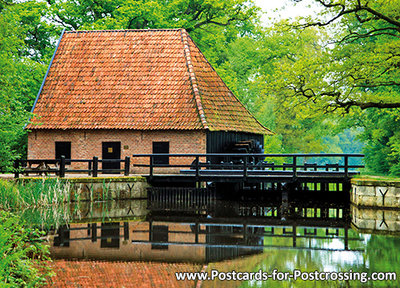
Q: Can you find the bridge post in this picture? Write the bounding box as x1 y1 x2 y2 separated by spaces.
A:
293 225 297 247
281 188 289 220
243 223 248 243
195 156 200 180
243 155 248 179
93 156 98 177
195 222 199 243
14 159 19 179
149 155 154 179
60 155 66 178
124 156 130 176
124 222 129 240
293 156 297 178
344 225 349 250
344 156 349 178
149 220 153 241
91 223 97 242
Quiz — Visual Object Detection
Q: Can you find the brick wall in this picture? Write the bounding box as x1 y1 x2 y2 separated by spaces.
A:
27 129 206 174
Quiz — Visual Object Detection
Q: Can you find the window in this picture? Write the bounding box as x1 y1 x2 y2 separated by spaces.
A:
152 142 169 165
55 142 71 164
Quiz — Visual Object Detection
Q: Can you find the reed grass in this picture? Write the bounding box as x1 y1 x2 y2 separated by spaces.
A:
0 179 71 210
0 179 115 286
0 178 114 229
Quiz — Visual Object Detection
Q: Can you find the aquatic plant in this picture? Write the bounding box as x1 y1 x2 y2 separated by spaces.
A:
0 179 73 230
0 179 71 210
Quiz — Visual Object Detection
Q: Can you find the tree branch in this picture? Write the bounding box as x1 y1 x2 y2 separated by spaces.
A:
297 0 400 33
338 100 400 110
340 27 400 43
363 5 400 28
193 13 250 29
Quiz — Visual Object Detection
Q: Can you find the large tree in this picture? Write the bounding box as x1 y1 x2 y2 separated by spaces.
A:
0 0 56 169
279 0 400 174
283 0 400 113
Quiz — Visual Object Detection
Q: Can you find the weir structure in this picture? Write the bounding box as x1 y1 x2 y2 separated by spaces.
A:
132 153 363 196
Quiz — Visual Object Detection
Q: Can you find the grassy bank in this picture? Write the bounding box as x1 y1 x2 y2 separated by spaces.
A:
0 179 75 231
356 174 400 182
0 179 73 286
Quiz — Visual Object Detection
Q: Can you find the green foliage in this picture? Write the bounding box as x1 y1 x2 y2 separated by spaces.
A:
269 0 400 173
0 210 53 287
284 0 400 112
0 179 71 210
46 0 259 32
0 0 56 170
235 22 340 153
239 0 400 173
350 108 400 175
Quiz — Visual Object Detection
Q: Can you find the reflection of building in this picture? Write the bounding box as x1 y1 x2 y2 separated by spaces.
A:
51 221 207 263
50 197 364 263
50 217 265 263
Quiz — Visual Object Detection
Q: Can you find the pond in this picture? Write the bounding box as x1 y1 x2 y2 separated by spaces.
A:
28 187 400 287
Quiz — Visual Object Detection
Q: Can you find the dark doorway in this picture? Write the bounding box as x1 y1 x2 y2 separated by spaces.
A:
102 142 121 173
55 142 71 164
152 142 169 165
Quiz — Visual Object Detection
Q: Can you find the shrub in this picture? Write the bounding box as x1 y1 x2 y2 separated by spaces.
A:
0 210 53 287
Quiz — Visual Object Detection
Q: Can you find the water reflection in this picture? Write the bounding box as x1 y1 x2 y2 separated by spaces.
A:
351 204 400 236
48 196 364 263
42 187 400 287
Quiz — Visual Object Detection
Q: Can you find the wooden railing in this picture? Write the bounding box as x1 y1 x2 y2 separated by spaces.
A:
131 153 364 179
13 153 364 179
13 156 131 178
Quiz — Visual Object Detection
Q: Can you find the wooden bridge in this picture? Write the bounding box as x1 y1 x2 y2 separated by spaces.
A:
131 153 364 185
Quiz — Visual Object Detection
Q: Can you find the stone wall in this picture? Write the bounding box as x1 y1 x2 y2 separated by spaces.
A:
67 176 150 201
351 179 400 208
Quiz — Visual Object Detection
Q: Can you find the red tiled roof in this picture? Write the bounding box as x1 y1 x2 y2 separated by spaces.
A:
46 260 201 288
28 29 271 135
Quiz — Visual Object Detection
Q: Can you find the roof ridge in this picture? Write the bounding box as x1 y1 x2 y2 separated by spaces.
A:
65 29 182 33
180 28 208 129
185 35 273 135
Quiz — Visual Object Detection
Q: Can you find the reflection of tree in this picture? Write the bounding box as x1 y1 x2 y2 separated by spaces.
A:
204 228 400 288
363 235 400 287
